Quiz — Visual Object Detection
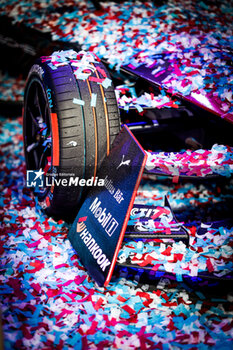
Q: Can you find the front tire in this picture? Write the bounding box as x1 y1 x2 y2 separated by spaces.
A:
23 50 120 219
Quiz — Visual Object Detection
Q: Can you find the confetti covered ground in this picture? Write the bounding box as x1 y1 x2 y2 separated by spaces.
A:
0 72 25 102
1 115 233 349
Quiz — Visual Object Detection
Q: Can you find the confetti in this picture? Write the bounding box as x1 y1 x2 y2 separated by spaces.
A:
1 1 233 348
73 98 85 106
1 114 233 349
0 71 25 102
90 93 97 108
115 84 180 111
145 145 233 178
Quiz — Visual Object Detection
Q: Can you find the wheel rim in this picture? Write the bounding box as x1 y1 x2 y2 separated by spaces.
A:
24 77 52 197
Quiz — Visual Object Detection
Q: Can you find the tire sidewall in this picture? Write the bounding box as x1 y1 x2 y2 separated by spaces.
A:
24 61 59 211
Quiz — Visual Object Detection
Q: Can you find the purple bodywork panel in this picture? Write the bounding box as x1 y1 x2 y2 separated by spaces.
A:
122 63 233 124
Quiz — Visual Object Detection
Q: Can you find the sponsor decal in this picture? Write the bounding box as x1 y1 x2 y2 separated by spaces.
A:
77 220 111 272
124 197 189 244
116 154 131 169
89 197 119 237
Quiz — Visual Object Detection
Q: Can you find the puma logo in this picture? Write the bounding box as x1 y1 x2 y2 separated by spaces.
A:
117 155 131 169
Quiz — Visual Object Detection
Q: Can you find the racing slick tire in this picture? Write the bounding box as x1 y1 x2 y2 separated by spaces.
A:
23 51 120 220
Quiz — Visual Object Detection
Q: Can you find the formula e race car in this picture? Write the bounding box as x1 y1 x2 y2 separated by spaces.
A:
22 48 233 286
23 49 233 220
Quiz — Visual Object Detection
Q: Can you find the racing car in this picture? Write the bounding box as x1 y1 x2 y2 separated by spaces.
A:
22 48 233 286
23 48 233 221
